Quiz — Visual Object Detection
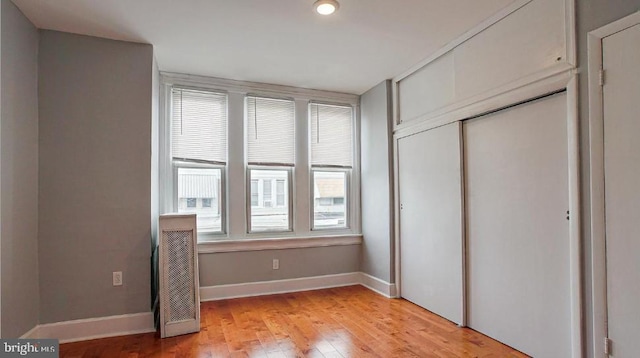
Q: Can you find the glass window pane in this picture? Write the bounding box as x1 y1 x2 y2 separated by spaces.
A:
276 180 285 207
178 167 222 233
250 169 289 232
313 171 347 229
263 180 272 207
251 180 259 207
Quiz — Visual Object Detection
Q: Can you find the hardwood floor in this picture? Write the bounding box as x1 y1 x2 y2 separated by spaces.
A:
60 285 527 357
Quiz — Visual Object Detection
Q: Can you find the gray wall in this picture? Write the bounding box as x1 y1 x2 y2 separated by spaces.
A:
151 56 160 308
576 2 640 358
1 0 39 338
198 245 360 286
38 31 153 323
151 56 159 250
359 80 394 283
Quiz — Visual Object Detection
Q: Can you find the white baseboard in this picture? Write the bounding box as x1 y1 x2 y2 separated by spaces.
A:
200 272 396 301
23 312 155 344
200 272 360 301
359 272 398 298
19 325 40 339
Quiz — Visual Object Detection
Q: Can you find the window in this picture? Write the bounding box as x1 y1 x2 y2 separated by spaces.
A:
310 103 353 229
263 179 272 207
276 180 285 207
163 74 359 242
177 167 222 232
250 180 259 207
313 171 347 228
171 88 227 234
318 197 333 206
249 170 290 231
246 96 295 232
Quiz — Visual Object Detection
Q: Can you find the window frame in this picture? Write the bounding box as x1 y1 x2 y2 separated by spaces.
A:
162 83 229 238
244 94 296 235
308 102 355 232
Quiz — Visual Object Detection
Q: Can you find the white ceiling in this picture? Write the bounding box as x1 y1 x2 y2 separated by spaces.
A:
12 0 513 94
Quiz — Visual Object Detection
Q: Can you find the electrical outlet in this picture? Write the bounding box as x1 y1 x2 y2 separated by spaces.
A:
272 259 280 270
113 271 123 286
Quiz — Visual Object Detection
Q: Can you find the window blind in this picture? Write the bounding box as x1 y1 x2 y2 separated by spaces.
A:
310 103 353 168
247 96 295 166
171 88 227 164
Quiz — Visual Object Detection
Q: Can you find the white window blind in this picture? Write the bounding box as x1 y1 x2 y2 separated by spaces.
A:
172 88 227 164
247 96 295 166
310 103 353 168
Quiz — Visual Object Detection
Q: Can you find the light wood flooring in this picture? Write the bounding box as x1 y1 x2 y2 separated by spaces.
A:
60 285 527 357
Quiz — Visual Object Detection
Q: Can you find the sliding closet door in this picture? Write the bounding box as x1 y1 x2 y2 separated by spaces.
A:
464 93 570 357
398 122 464 325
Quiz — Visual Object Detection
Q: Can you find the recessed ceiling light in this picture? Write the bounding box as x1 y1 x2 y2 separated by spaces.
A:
314 0 340 15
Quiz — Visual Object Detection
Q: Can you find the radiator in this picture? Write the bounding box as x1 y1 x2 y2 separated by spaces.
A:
159 213 200 338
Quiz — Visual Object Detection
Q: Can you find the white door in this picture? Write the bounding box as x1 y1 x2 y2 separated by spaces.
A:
602 23 640 357
398 122 464 325
464 92 571 357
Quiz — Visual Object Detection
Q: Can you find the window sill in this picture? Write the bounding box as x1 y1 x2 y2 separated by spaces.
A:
197 234 363 254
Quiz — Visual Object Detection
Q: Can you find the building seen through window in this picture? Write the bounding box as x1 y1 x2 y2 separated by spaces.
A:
249 170 289 231
313 171 346 228
177 167 222 232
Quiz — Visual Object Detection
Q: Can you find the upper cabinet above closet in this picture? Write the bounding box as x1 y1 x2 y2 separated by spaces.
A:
394 0 575 129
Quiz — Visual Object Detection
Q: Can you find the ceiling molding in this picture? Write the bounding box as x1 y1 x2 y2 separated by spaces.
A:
161 72 360 105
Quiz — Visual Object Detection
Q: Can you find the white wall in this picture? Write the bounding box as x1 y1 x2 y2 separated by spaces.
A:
0 0 40 338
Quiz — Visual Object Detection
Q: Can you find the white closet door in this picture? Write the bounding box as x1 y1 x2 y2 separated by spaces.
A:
603 24 640 358
398 122 464 325
464 93 570 357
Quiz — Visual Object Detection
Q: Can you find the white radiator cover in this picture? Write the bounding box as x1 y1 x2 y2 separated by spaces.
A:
159 213 200 338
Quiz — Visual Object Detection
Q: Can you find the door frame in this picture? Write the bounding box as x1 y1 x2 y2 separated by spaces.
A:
588 11 640 358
